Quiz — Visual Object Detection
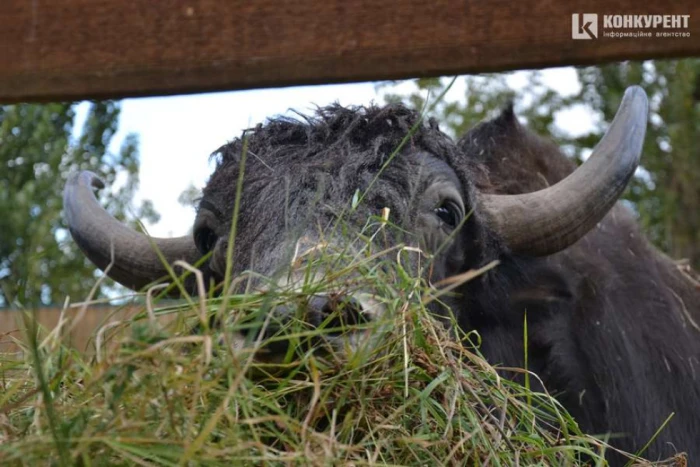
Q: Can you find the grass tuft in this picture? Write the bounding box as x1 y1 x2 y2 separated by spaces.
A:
0 232 682 466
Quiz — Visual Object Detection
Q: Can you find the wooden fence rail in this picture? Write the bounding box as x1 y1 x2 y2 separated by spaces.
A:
0 306 177 355
1 1 699 103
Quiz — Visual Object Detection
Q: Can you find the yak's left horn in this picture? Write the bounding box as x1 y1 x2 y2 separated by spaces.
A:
63 171 201 292
479 85 648 256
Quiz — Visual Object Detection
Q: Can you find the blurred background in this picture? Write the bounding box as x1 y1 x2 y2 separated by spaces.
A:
1 60 698 309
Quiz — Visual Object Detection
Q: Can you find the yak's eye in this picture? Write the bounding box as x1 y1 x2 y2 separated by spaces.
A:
434 201 462 229
195 227 218 254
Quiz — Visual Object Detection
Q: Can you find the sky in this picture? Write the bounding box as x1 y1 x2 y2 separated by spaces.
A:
74 67 590 238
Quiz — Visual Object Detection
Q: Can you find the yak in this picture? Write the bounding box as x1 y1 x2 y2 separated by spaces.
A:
64 86 700 463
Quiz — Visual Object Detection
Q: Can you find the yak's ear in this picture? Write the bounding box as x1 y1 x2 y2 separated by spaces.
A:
492 102 519 129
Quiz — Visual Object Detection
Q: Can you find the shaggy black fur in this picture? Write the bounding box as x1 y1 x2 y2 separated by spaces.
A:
200 104 487 283
196 103 700 464
459 108 700 463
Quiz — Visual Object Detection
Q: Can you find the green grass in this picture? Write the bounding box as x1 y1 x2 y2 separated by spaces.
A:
0 230 680 466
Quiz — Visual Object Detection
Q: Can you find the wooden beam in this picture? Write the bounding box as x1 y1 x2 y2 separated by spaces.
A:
1 1 699 103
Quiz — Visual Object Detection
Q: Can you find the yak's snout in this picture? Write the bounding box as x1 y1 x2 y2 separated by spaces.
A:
250 293 368 334
237 293 381 359
242 294 371 351
283 294 368 328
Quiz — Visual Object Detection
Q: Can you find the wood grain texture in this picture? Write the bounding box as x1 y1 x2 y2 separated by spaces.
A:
0 1 699 102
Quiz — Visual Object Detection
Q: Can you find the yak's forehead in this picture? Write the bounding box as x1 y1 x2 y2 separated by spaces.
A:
200 146 467 281
202 103 468 222
204 148 462 228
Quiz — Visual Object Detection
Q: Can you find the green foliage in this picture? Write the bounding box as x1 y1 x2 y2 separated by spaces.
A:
177 183 201 210
577 61 700 269
0 102 158 307
383 75 516 138
383 60 700 269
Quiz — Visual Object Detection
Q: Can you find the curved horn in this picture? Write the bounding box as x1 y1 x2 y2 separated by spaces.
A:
479 85 648 256
63 171 201 291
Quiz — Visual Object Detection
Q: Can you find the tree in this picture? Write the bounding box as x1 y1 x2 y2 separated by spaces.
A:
383 60 700 269
0 101 158 307
576 61 700 270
